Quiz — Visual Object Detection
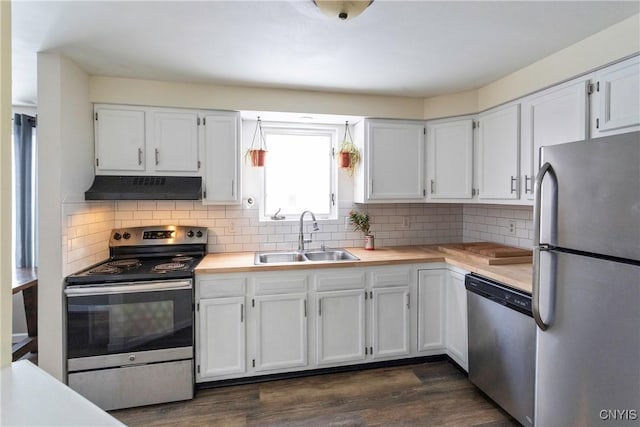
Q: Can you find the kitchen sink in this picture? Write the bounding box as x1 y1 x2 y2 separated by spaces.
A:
255 252 308 264
304 250 359 262
254 249 359 265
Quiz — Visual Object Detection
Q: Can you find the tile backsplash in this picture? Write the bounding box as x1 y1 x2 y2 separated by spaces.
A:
112 201 464 253
462 204 534 249
61 200 533 275
62 201 115 276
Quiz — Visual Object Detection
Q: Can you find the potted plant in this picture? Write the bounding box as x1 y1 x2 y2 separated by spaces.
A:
349 209 374 250
246 117 267 167
338 121 360 176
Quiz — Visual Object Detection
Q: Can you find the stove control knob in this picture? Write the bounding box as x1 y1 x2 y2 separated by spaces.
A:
123 232 131 240
113 232 122 240
187 230 195 238
196 231 203 238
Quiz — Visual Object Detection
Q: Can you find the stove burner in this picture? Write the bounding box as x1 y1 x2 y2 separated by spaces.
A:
107 259 142 269
172 256 194 262
87 265 122 275
153 262 187 273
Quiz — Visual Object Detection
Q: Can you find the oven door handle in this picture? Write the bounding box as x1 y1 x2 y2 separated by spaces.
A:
65 280 192 296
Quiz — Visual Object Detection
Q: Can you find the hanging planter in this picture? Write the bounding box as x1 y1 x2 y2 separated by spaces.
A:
246 117 267 167
337 121 360 176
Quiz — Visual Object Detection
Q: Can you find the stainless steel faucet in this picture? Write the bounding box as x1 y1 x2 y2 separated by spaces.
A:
298 211 319 252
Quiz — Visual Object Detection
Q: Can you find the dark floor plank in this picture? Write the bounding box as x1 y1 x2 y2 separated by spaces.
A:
111 361 518 427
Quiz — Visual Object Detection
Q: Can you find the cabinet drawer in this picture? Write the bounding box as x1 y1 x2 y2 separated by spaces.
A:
371 267 412 288
254 275 308 295
315 271 366 291
198 277 246 298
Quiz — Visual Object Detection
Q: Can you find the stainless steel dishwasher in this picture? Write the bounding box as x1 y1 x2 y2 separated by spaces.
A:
465 273 535 427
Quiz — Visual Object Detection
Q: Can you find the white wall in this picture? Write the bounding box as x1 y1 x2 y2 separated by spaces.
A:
424 13 640 118
37 52 92 380
89 77 425 120
0 0 12 368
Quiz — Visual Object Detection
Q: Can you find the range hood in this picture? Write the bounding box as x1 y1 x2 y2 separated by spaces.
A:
85 176 202 200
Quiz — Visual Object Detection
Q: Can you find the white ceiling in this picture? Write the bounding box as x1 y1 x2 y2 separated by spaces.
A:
11 1 640 106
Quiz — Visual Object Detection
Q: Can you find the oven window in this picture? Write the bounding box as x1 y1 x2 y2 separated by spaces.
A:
67 288 192 358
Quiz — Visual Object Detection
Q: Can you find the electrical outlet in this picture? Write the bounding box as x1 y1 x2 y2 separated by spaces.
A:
228 220 237 234
344 216 350 230
402 216 410 228
507 220 516 235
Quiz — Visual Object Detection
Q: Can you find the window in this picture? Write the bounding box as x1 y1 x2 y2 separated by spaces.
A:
260 124 337 221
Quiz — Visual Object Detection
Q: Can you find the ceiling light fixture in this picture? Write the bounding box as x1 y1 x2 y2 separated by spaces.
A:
313 0 374 21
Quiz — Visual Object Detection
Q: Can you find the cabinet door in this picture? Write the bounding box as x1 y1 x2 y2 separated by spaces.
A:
254 293 307 372
371 286 410 359
152 111 199 173
446 271 468 371
95 107 145 173
367 120 425 201
521 78 589 200
426 119 474 199
197 297 245 380
417 270 446 352
478 104 520 200
203 114 240 204
593 56 640 137
316 289 366 365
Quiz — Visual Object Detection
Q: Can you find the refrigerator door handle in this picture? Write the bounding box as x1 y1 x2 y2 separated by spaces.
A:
533 161 558 331
533 161 557 247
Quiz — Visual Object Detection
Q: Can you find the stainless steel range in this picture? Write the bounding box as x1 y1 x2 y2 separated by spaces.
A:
64 225 207 411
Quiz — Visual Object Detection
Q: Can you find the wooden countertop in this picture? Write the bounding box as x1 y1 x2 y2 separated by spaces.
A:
196 244 533 294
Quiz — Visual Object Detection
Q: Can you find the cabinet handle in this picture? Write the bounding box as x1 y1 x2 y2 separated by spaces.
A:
231 180 234 197
510 176 517 194
155 149 159 166
430 180 435 194
407 294 410 309
318 299 322 316
304 300 307 318
525 175 532 194
138 148 143 165
240 303 244 322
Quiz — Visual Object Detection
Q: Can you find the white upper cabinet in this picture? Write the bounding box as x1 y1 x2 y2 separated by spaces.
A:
151 111 200 173
592 55 640 138
477 104 520 200
94 107 146 173
354 119 425 203
202 113 241 204
426 118 474 200
94 104 202 177
520 77 590 200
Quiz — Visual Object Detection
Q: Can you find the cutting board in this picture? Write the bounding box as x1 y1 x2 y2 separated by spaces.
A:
438 243 532 265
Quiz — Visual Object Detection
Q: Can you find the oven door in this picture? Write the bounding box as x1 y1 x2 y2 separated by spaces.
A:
65 279 193 361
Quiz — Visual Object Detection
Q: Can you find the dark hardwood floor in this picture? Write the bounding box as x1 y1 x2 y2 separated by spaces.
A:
111 361 518 426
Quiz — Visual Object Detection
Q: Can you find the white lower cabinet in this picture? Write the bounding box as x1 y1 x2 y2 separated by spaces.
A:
418 267 469 371
417 269 446 353
197 264 469 382
445 270 468 371
253 293 307 372
371 286 411 359
316 289 366 365
197 296 246 380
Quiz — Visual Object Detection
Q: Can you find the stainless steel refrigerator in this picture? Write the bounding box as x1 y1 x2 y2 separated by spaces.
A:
533 131 640 426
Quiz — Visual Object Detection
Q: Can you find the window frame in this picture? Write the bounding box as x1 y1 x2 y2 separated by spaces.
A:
258 122 339 222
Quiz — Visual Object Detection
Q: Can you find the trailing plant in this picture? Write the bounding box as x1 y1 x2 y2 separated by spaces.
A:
338 121 360 176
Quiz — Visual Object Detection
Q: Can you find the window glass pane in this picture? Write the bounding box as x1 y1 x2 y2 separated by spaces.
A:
263 130 332 216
